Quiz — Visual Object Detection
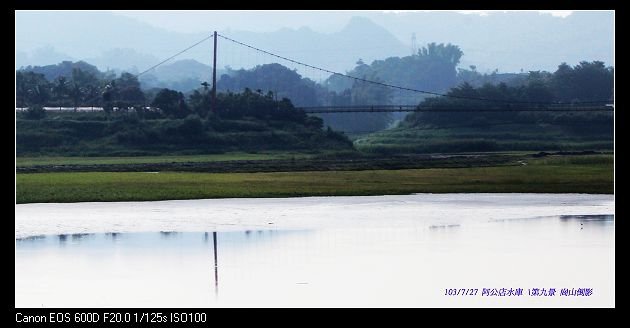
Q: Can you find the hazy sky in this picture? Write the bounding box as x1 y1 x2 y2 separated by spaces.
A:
16 10 612 75
112 10 575 35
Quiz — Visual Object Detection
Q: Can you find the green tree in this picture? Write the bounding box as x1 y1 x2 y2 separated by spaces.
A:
151 88 188 118
101 73 146 112
69 68 102 109
16 71 51 107
551 61 613 103
188 88 212 117
217 63 322 107
52 76 70 106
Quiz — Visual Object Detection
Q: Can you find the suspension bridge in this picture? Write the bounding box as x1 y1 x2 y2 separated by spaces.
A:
297 105 613 114
18 31 614 114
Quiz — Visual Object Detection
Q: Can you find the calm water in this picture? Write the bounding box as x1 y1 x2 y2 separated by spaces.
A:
15 194 614 307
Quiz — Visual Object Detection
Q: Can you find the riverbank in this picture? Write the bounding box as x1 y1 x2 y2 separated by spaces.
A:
16 154 613 203
15 193 614 239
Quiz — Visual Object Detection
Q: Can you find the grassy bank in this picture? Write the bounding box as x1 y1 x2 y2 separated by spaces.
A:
354 123 613 155
15 152 313 167
15 153 518 174
15 155 613 204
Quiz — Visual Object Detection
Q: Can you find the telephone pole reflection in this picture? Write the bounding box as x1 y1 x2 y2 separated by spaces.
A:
213 231 218 297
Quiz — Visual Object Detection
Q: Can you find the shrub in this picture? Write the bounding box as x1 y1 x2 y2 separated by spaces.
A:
24 105 46 120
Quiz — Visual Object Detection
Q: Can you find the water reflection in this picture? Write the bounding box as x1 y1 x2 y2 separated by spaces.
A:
16 235 46 242
106 232 120 241
490 214 614 225
15 221 613 307
71 233 93 242
559 214 614 221
213 231 218 296
15 230 292 304
559 214 614 231
429 224 460 229
159 231 180 238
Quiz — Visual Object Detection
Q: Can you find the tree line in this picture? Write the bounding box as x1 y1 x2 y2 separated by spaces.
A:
16 54 614 135
402 61 614 130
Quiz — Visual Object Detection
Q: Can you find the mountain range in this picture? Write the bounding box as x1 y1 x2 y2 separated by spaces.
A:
16 11 613 78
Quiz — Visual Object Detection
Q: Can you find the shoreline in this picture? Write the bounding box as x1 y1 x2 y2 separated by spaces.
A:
15 193 615 239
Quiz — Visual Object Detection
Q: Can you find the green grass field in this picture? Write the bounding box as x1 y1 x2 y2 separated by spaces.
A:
15 152 313 167
354 123 613 154
15 155 613 204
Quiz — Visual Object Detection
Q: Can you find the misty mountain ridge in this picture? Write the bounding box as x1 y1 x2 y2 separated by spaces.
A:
19 60 103 81
139 60 228 92
18 57 222 94
15 11 613 78
16 46 75 69
15 12 408 77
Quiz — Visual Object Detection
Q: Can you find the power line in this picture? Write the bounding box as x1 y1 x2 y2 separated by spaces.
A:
136 33 215 78
217 33 612 106
301 106 613 114
79 33 216 107
27 31 613 111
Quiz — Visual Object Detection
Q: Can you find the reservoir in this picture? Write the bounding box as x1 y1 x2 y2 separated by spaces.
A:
15 193 614 307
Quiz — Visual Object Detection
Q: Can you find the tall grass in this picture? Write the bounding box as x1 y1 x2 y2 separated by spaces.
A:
16 155 613 203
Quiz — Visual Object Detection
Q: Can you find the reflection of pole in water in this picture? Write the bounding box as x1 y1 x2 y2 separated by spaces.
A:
213 231 218 297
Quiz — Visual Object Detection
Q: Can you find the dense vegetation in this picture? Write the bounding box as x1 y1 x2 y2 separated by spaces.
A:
16 50 614 157
405 61 613 125
16 84 352 156
357 61 614 154
15 56 614 202
16 43 475 134
16 116 352 157
320 43 464 132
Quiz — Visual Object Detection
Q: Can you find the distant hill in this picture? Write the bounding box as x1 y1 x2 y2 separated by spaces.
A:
84 48 160 74
15 12 408 78
15 46 75 69
365 11 614 74
150 59 213 82
19 61 104 81
16 11 613 78
221 16 409 77
17 58 224 93
139 59 227 92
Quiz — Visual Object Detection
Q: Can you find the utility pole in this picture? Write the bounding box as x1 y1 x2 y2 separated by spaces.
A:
212 31 218 113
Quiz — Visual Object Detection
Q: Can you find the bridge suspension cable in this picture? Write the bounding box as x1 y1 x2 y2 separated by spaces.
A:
217 33 611 106
77 32 216 107
299 105 614 114
136 33 215 78
44 31 613 111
